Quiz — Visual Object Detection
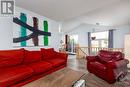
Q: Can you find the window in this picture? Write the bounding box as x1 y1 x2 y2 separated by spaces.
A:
91 31 108 48
67 34 78 53
70 35 78 44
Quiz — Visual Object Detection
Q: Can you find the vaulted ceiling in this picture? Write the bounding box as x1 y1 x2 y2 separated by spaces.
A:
16 0 130 28
16 0 122 21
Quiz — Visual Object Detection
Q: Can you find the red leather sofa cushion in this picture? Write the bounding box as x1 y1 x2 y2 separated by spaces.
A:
41 48 55 59
0 48 24 59
0 65 33 87
55 51 68 62
90 61 106 77
45 58 66 67
0 56 22 68
98 50 113 63
0 49 24 68
24 50 42 64
90 61 106 72
98 50 124 63
112 52 124 61
27 61 53 75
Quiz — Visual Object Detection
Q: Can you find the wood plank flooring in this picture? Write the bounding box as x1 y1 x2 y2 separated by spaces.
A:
23 68 86 87
67 56 87 73
23 55 130 87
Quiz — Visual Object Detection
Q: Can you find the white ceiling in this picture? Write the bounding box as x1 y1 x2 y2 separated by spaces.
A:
16 0 130 29
62 0 130 32
16 0 122 21
77 0 130 26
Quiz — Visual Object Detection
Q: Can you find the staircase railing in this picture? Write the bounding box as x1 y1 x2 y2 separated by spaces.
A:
76 46 124 59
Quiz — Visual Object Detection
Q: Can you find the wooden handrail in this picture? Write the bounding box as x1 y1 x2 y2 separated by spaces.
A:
61 44 124 59
76 46 124 59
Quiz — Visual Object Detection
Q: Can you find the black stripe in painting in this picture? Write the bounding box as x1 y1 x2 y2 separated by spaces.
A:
13 17 51 43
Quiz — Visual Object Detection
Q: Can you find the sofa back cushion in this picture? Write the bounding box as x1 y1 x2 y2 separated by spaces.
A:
0 49 24 68
111 52 124 61
24 50 42 64
98 50 113 63
98 50 124 63
41 48 55 60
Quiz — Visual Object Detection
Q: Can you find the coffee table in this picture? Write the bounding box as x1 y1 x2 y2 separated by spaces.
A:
23 68 87 87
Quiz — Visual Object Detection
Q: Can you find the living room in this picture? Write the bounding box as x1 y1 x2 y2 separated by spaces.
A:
0 0 130 87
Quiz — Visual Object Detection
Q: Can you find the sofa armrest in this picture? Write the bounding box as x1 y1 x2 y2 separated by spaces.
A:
86 56 98 62
107 59 129 69
55 52 68 61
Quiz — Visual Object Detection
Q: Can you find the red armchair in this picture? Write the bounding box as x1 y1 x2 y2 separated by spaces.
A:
86 50 129 83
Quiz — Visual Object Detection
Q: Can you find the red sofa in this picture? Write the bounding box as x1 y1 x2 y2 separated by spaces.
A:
87 50 129 83
0 48 68 87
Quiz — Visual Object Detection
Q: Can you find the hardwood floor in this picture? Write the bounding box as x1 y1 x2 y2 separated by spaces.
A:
67 55 87 73
23 55 130 87
23 68 86 87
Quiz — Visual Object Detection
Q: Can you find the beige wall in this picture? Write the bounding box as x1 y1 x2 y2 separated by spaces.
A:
125 34 130 67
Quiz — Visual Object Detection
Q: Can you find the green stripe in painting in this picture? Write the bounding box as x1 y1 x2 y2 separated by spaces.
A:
20 13 27 47
43 20 48 46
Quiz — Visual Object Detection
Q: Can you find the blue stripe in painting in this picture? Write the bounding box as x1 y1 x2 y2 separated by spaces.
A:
20 13 27 47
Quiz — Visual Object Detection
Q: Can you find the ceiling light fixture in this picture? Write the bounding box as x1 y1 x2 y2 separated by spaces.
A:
96 23 100 26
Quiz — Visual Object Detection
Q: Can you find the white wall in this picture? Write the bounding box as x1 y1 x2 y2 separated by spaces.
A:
113 25 130 48
0 17 13 50
64 23 130 48
65 24 92 46
0 7 61 51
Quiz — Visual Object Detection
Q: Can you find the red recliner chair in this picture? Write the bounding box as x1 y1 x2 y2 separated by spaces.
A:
86 50 129 83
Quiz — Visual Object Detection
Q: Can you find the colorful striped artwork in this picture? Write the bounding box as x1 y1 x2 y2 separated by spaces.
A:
43 20 49 46
20 13 27 47
13 13 51 47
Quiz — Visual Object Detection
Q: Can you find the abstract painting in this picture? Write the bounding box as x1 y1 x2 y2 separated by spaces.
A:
13 12 51 47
